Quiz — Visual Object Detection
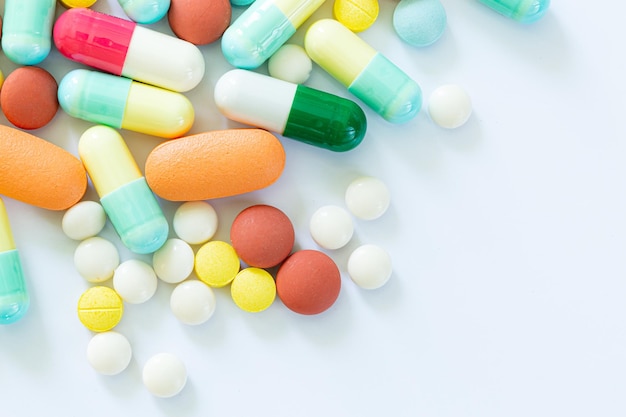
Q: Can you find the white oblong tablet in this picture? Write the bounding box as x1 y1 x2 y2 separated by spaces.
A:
74 236 120 283
142 352 187 398
62 200 107 241
268 44 313 84
173 201 218 245
428 84 472 129
86 331 132 375
347 244 392 289
170 280 216 325
113 259 158 304
345 176 390 220
309 205 354 250
152 238 195 284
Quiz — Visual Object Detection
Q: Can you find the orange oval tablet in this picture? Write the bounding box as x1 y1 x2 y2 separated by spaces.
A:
145 129 285 201
0 125 87 210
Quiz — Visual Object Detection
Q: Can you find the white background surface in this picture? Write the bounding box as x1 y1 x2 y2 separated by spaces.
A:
1 0 625 416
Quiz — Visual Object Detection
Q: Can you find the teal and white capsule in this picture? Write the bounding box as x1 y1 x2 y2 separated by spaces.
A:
1 0 56 65
477 0 550 23
78 125 169 254
0 198 29 325
214 69 367 152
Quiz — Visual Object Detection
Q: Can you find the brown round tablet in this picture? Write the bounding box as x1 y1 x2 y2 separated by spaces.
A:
276 250 341 315
0 67 58 130
231 205 295 269
168 0 232 45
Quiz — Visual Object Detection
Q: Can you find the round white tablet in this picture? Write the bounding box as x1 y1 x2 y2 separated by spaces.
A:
267 44 313 84
74 236 120 283
86 331 132 375
170 280 216 325
142 352 187 398
428 84 472 129
173 201 218 245
345 176 390 220
62 201 107 241
309 205 354 250
347 244 392 289
152 238 195 284
112 259 158 304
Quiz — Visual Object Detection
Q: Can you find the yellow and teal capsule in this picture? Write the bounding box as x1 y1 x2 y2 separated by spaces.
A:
58 69 194 139
477 0 550 23
79 125 169 254
0 198 29 324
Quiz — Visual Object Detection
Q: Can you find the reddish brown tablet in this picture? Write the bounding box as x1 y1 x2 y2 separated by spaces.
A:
0 125 87 210
0 67 59 130
168 0 231 45
276 250 341 315
230 205 295 268
145 129 285 201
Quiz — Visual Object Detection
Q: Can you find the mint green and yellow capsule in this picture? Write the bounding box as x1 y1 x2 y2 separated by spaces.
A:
1 0 57 65
0 198 29 324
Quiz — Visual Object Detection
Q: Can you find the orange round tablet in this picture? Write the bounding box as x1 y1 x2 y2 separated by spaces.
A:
0 66 59 130
168 0 231 45
0 125 87 210
145 129 286 201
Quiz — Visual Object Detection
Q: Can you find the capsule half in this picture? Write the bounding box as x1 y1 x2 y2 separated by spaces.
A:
215 70 366 151
58 69 194 139
79 125 169 254
0 198 29 325
1 0 56 65
477 0 550 23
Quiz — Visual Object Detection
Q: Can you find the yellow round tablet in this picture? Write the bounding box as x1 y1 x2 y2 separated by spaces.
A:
231 268 276 313
59 0 98 8
77 286 124 332
195 241 241 287
333 0 379 32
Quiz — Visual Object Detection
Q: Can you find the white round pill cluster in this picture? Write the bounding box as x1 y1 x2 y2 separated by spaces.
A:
309 175 393 290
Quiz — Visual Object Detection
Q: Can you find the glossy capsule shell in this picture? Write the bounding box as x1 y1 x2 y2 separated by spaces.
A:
53 7 204 92
214 70 366 152
305 19 421 124
118 0 171 24
0 198 29 325
221 0 325 69
58 69 194 139
1 0 56 65
477 0 549 23
79 126 169 254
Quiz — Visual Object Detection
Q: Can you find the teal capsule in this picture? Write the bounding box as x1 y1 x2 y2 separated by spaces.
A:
0 198 29 325
117 0 171 24
1 0 56 65
477 0 550 23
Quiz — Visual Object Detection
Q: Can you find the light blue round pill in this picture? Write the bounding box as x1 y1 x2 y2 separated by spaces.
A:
393 0 447 48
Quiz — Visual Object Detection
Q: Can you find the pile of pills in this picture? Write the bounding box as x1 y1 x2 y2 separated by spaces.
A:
0 0 550 400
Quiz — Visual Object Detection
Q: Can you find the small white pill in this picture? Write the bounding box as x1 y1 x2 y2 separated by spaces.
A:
267 44 313 84
74 236 120 283
86 331 132 375
170 280 216 325
345 176 390 220
309 205 354 250
347 244 392 289
143 352 187 398
113 259 158 304
62 201 107 241
173 201 218 245
152 238 195 284
428 84 472 129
